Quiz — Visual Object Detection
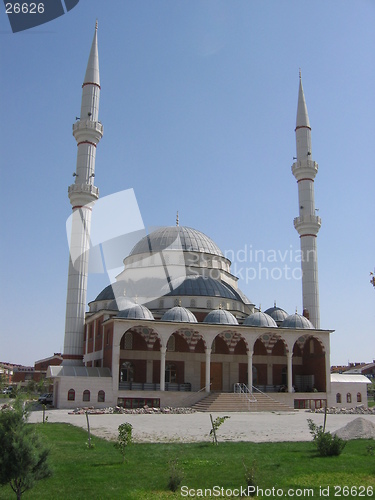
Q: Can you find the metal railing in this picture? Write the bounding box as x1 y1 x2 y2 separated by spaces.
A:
118 382 191 392
233 383 257 408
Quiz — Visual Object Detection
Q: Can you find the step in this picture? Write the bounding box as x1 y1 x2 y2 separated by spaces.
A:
191 392 295 412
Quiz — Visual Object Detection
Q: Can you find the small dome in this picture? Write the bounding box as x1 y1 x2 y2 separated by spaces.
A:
281 313 314 329
264 306 288 323
203 309 238 325
244 311 277 328
108 296 135 311
117 304 154 320
161 306 198 323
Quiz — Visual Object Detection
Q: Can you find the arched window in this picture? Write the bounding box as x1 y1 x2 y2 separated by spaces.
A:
207 300 212 309
68 388 75 401
167 335 175 352
357 392 362 403
190 299 196 307
346 393 352 404
165 363 177 383
83 390 90 402
98 390 105 403
159 299 164 308
336 393 341 404
120 361 134 382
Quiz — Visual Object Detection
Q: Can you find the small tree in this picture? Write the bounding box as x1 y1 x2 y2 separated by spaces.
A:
167 458 184 492
307 418 346 457
209 414 230 445
0 402 52 499
114 422 133 463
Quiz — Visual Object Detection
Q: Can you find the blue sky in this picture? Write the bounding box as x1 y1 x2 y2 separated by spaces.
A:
1 0 374 366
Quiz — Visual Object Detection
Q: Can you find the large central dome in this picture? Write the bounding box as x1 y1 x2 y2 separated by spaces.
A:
129 226 224 257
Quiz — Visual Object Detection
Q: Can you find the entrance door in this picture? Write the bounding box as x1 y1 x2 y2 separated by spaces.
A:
200 362 223 391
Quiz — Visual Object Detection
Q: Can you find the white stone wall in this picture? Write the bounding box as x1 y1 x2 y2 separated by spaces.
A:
53 376 114 409
328 381 368 409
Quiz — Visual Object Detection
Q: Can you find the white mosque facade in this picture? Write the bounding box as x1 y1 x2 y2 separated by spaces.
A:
48 26 370 410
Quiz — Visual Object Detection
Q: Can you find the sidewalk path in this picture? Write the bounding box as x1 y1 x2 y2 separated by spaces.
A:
28 409 375 443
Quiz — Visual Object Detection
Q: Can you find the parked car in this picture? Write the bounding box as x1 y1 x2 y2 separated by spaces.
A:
2 387 14 395
38 393 53 405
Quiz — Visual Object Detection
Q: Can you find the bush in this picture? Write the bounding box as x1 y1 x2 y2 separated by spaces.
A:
307 419 346 457
114 422 133 463
167 458 183 492
243 459 257 496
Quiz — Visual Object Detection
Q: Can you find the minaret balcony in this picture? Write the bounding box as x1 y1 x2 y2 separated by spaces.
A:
291 159 318 181
68 183 99 206
73 120 103 144
294 214 321 236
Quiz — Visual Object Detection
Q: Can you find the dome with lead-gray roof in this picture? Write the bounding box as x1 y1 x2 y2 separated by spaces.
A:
264 306 288 324
117 304 154 320
203 309 238 325
129 226 224 257
244 311 277 328
281 313 314 329
161 306 198 323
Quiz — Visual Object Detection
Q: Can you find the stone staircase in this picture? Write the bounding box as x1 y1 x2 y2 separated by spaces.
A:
192 392 294 412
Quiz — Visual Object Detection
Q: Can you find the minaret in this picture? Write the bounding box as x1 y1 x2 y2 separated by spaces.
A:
292 72 321 328
63 23 103 365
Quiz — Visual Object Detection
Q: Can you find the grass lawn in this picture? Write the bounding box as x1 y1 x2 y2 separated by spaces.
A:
0 423 374 499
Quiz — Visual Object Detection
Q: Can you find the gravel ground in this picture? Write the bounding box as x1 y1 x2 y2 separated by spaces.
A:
28 409 375 443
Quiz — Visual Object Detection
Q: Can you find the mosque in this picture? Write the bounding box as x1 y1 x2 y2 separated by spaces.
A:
48 25 369 410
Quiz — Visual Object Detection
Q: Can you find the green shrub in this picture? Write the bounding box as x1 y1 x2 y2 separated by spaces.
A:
167 458 184 492
114 422 133 463
307 419 346 457
243 459 257 496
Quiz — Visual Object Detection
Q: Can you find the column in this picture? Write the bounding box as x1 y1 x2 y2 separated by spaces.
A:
112 344 120 393
146 360 153 384
205 348 211 393
287 352 293 393
247 351 253 392
160 346 166 391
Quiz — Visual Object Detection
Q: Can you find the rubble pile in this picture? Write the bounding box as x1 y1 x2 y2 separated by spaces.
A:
68 405 196 415
310 405 375 415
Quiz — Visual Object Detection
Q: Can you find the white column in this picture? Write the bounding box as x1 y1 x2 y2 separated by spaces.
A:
205 348 211 393
160 346 166 391
112 344 120 393
267 361 273 386
324 341 331 394
146 360 153 384
247 351 253 392
287 352 293 393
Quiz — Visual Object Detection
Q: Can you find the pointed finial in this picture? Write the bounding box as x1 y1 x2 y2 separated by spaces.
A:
95 19 98 30
259 304 261 312
123 288 126 297
135 294 138 304
274 300 277 307
178 298 182 307
219 303 222 310
299 68 301 80
295 306 298 314
176 211 179 227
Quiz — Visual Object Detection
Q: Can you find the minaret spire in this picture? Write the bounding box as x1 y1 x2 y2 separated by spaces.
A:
292 73 321 328
63 24 103 365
